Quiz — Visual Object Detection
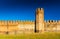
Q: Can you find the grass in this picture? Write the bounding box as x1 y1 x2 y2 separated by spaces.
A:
0 32 59 39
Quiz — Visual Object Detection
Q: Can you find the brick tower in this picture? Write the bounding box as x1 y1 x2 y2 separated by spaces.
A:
35 8 44 32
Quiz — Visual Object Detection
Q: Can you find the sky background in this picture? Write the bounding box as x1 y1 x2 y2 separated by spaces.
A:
0 0 60 20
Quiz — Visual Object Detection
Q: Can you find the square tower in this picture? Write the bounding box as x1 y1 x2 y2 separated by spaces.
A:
35 8 44 32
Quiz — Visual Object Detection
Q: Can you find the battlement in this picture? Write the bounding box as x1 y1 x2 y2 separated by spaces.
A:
45 20 60 22
45 20 60 24
0 20 34 26
0 8 60 34
36 8 44 14
36 8 43 11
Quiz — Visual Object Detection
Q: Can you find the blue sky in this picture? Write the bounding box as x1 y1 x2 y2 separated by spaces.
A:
0 0 60 20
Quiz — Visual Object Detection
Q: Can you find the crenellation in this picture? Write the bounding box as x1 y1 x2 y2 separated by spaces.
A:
0 8 60 34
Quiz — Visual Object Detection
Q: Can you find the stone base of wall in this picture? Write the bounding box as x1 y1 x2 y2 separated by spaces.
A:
0 29 35 34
